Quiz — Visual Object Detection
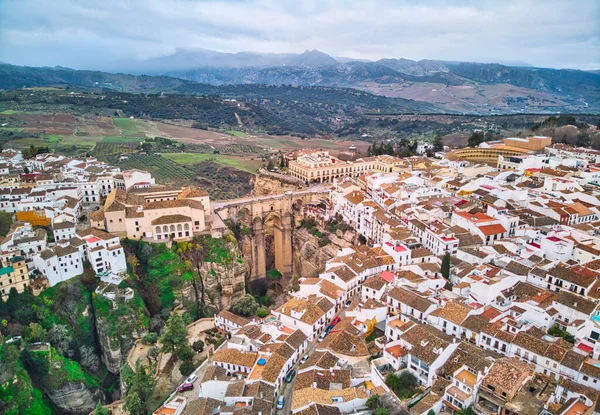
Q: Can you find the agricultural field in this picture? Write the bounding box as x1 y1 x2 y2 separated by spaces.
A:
163 153 263 174
107 154 196 185
101 136 144 143
112 117 142 135
225 130 248 138
94 142 139 158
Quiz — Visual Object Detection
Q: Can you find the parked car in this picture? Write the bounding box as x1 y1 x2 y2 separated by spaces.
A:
332 316 341 326
276 396 285 410
186 374 198 384
345 300 352 308
285 369 296 383
326 325 333 334
177 383 194 392
300 355 309 364
318 332 327 342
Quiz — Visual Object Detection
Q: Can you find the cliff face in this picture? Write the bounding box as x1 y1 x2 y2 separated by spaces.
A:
92 293 149 374
251 175 297 196
96 313 137 374
46 382 103 414
292 228 339 278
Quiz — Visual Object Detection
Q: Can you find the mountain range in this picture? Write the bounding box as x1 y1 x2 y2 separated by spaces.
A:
1 48 599 114
106 49 599 114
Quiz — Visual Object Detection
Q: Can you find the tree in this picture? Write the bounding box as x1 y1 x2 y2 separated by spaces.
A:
141 142 153 153
366 394 380 409
266 158 275 171
468 131 485 148
230 295 259 317
0 211 13 237
94 401 110 415
177 240 209 314
179 360 195 377
23 166 30 174
25 322 47 343
124 361 157 415
576 132 590 147
427 411 436 415
160 312 190 360
0 343 21 375
192 340 205 352
375 408 389 415
432 133 444 151
398 371 418 389
441 253 451 280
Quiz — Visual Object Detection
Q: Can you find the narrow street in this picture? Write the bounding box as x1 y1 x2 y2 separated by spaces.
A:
278 309 344 414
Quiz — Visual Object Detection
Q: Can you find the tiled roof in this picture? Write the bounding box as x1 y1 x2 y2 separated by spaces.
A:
388 287 435 313
362 275 387 291
218 310 251 327
318 330 369 357
151 214 192 225
260 353 288 383
481 357 534 397
429 301 473 325
300 350 339 370
212 349 257 368
274 298 327 325
401 324 452 365
547 265 596 288
284 329 307 350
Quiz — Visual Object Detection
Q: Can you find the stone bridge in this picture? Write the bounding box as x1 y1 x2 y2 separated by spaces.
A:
213 188 329 280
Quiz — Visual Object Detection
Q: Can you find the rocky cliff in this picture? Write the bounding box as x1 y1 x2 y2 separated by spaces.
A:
251 174 298 196
292 228 344 278
92 293 149 374
46 382 103 414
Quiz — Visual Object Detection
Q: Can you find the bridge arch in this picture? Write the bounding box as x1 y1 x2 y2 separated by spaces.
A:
215 190 328 281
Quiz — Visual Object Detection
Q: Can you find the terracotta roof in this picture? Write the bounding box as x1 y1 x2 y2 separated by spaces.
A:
554 290 597 316
481 357 534 398
151 214 192 225
362 275 387 291
284 329 308 350
429 301 473 325
212 349 257 368
260 352 288 383
77 228 117 241
388 287 435 313
218 310 251 327
318 330 369 357
478 223 507 236
300 350 339 370
144 199 204 210
548 265 596 288
401 324 452 365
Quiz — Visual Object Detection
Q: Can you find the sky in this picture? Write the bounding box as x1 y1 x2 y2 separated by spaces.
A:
0 0 599 71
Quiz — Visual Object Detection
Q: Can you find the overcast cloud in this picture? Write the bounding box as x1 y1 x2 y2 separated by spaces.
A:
0 0 598 70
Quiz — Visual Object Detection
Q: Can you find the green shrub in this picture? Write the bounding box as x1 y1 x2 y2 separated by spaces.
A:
256 308 269 318
192 340 205 352
141 332 158 345
179 360 195 377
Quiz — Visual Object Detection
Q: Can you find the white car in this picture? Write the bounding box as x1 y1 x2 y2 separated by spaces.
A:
186 374 198 384
276 396 285 410
318 332 327 342
300 355 309 364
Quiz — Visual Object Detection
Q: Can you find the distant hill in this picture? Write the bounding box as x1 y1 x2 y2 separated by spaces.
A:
103 48 599 114
0 64 187 92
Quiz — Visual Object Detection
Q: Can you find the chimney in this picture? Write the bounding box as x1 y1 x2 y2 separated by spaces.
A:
312 382 317 389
